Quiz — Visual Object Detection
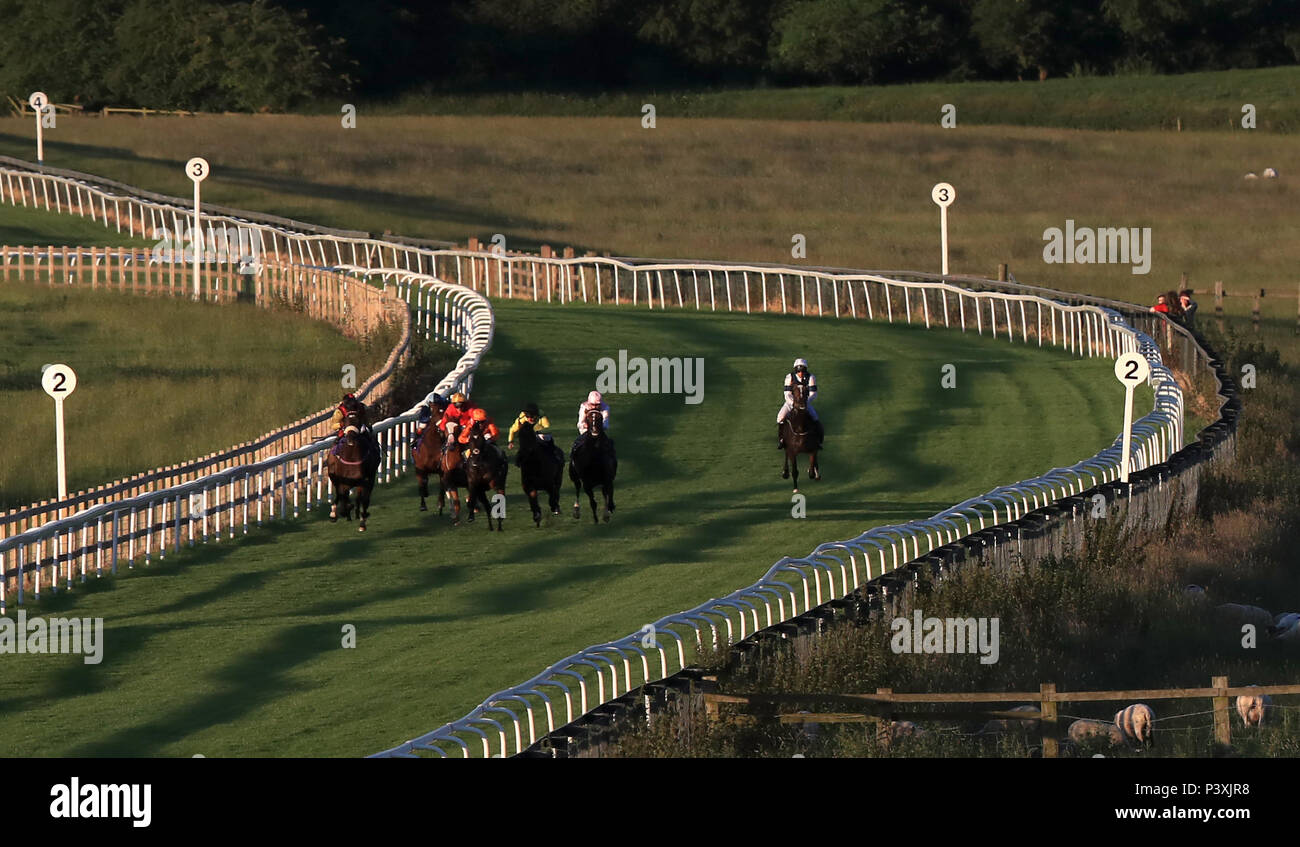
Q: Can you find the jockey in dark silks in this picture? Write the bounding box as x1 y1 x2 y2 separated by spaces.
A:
331 392 380 463
410 393 449 451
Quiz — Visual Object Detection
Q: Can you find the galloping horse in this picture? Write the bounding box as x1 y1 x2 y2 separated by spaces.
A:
413 418 446 514
327 412 380 531
515 417 563 526
781 382 821 492
570 407 616 523
439 430 471 526
464 422 508 531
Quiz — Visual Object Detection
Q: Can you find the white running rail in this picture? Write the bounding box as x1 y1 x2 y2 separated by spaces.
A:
0 159 1183 759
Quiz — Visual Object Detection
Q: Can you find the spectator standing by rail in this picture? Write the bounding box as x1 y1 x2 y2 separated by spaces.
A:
1179 289 1198 329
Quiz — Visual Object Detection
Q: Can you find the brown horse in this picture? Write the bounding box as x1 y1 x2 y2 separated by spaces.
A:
464 422 509 531
781 382 821 492
327 415 380 531
414 419 446 514
439 427 471 525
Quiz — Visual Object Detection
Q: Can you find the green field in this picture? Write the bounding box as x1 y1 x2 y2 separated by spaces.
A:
0 279 391 509
0 202 149 248
2 91 1296 361
0 298 1143 757
358 65 1300 133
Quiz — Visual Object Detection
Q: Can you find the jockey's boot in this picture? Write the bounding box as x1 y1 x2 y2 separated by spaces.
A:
777 422 785 449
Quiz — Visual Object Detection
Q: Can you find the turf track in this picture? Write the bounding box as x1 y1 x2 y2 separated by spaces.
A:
0 298 1142 756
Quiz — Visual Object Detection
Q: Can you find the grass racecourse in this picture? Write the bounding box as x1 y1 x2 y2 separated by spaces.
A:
0 298 1140 756
0 273 392 510
0 70 1259 756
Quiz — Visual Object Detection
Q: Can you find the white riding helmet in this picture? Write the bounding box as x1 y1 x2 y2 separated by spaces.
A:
793 358 809 370
587 390 603 405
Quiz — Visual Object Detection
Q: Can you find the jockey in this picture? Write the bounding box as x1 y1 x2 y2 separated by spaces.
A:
507 402 552 449
458 407 500 445
777 358 822 448
436 392 474 451
572 390 612 459
331 392 378 459
410 393 448 451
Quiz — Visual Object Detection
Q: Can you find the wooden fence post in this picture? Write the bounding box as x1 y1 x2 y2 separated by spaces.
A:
1214 280 1223 316
1040 683 1059 758
997 263 1007 282
1212 675 1231 752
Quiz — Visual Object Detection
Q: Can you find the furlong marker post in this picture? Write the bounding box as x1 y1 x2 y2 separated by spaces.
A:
186 157 210 300
931 182 955 276
1114 351 1150 483
28 92 47 164
41 364 78 500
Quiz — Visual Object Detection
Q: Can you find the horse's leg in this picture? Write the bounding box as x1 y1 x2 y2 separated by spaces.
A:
547 463 562 515
418 472 429 511
572 474 582 520
809 450 821 481
602 479 614 522
527 487 541 527
329 482 339 522
437 476 446 516
587 482 599 525
791 454 800 493
358 484 370 532
782 446 790 480
448 487 461 525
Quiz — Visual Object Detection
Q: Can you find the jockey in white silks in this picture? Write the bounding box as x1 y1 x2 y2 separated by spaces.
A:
572 390 612 458
777 358 821 448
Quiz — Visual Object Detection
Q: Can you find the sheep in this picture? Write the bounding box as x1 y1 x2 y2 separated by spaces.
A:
1267 613 1300 641
1235 690 1272 728
979 704 1039 735
877 720 925 749
1067 719 1124 748
1215 603 1274 630
1264 167 1279 178
1245 172 1259 180
1115 703 1156 749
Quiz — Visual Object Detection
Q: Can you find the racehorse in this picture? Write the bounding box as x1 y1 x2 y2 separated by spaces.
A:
781 382 821 492
413 418 446 514
439 428 471 526
327 413 380 531
570 407 616 524
464 422 508 531
514 417 563 526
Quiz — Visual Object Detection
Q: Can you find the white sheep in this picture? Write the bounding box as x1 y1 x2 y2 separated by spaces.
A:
888 720 924 740
1264 167 1279 178
1268 613 1300 641
1235 690 1272 727
1215 603 1274 630
979 704 1039 735
1115 703 1156 749
1067 719 1124 748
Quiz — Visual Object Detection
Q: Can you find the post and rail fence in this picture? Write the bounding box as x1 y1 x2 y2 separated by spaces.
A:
0 156 1239 759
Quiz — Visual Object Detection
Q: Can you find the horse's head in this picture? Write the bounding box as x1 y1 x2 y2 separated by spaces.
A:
584 408 604 437
790 382 808 409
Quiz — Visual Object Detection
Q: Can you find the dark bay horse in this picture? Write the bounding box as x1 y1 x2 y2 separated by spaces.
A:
515 417 563 526
781 382 821 492
464 422 508 531
413 419 446 514
570 407 616 523
327 414 380 531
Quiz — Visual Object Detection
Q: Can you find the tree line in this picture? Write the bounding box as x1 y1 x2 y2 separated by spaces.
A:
3 0 1299 112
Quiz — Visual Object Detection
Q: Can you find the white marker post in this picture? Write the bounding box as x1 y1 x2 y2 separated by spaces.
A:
1113 351 1150 483
29 92 48 164
931 182 955 276
186 157 210 300
41 364 78 499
